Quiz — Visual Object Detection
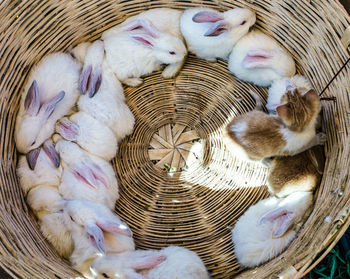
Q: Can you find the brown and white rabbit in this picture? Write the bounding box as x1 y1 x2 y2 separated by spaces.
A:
225 88 325 161
267 145 325 198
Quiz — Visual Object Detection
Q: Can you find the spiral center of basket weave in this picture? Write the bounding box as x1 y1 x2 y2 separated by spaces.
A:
148 123 200 172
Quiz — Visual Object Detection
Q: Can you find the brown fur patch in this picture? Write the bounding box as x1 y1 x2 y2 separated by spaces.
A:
226 111 286 160
278 89 321 132
267 145 325 197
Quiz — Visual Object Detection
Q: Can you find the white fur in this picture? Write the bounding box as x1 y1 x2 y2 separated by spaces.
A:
15 52 81 153
55 139 119 209
267 75 312 113
232 191 313 267
90 246 209 279
72 42 135 142
102 23 187 86
56 111 118 161
26 186 64 220
63 200 135 277
40 212 74 259
228 31 296 87
180 7 256 61
16 152 62 195
103 8 183 40
281 124 316 153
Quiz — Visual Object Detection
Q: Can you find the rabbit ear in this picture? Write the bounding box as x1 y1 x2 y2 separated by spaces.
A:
204 20 228 36
125 19 159 38
303 89 319 103
42 139 60 168
259 208 289 225
56 118 79 141
242 49 274 69
272 212 295 238
192 11 224 23
129 253 166 270
285 79 296 91
24 80 40 116
131 34 155 47
26 147 41 170
39 91 65 119
97 220 133 237
87 70 102 98
276 104 290 119
87 161 109 188
85 222 105 254
79 65 92 95
72 161 99 189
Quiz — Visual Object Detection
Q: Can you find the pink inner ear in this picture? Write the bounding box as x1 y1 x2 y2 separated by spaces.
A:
57 118 79 141
24 80 40 115
192 11 224 23
85 223 105 254
89 162 109 188
132 36 153 47
79 65 92 94
204 20 228 37
43 140 60 168
131 254 166 270
272 212 295 237
276 104 288 118
97 220 133 237
72 162 99 189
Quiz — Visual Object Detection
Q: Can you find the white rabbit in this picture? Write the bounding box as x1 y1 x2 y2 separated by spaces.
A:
180 7 256 61
103 8 186 79
71 41 135 142
63 199 134 277
267 75 312 114
232 191 313 267
56 111 118 161
40 211 74 259
103 8 183 40
15 52 81 154
90 246 210 279
55 138 119 209
102 18 187 87
17 139 61 191
228 30 296 87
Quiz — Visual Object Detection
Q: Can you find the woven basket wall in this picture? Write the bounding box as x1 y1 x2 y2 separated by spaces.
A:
0 0 349 278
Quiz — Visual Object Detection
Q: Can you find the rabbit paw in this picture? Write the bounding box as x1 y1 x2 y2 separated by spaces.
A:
161 61 183 79
123 78 143 87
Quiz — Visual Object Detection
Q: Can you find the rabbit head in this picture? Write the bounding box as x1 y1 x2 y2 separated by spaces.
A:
16 80 65 153
64 200 133 254
126 19 187 64
192 8 255 38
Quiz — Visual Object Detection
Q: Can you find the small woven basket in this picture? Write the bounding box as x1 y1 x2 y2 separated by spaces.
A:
0 0 349 278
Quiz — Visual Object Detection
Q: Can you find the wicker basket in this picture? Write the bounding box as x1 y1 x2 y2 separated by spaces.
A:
0 0 349 278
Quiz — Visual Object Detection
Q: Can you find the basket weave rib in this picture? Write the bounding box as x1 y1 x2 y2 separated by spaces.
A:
0 0 349 278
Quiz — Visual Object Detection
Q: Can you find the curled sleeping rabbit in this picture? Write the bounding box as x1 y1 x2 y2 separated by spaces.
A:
101 18 187 87
225 88 325 162
90 246 210 279
102 8 187 79
232 191 313 267
54 137 119 209
228 30 296 87
16 139 73 258
63 199 134 277
71 41 135 142
56 111 118 161
180 7 256 61
15 52 81 155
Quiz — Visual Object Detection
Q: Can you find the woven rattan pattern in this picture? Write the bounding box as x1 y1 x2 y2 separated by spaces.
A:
0 1 349 278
